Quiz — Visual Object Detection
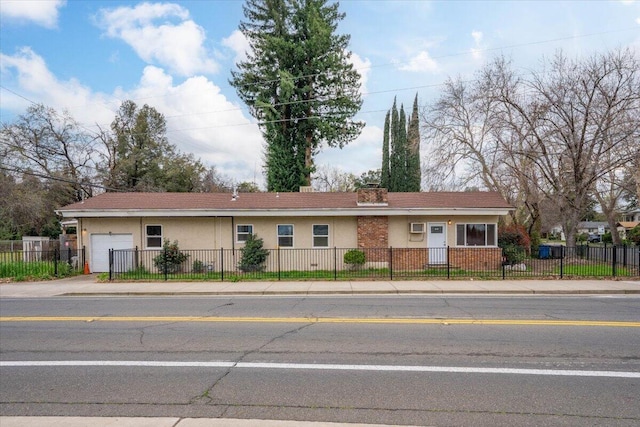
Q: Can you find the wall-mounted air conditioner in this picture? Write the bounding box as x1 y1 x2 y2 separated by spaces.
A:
410 223 426 234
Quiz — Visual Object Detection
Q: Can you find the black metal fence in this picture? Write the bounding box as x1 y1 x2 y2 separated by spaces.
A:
108 244 640 281
0 247 86 280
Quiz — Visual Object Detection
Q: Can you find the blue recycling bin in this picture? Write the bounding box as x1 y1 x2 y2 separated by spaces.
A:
539 245 550 259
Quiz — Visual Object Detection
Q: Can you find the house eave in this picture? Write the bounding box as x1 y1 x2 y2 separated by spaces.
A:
57 207 513 218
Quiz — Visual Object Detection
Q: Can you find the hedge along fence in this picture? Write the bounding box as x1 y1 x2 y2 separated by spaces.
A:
108 245 640 281
0 247 86 281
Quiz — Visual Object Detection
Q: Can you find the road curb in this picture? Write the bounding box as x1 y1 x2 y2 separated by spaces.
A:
57 289 640 297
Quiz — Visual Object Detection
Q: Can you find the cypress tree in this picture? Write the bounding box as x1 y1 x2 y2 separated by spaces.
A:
389 98 400 191
382 95 419 192
381 110 390 189
406 93 421 191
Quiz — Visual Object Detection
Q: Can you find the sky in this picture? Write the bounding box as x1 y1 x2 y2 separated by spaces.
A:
1 0 639 189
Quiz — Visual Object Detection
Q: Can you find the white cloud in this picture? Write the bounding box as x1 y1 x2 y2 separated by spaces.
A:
222 29 251 65
95 3 218 76
0 48 109 122
0 0 65 28
1 49 264 185
128 66 264 182
349 51 372 95
470 30 484 60
398 50 438 72
316 123 383 175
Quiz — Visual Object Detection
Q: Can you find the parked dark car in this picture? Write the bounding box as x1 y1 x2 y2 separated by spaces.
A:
587 233 601 243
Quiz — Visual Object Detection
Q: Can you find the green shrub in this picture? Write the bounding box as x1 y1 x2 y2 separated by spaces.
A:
502 244 526 265
628 225 640 245
238 234 269 272
602 231 613 244
153 239 189 273
498 224 531 262
344 249 366 266
192 259 205 273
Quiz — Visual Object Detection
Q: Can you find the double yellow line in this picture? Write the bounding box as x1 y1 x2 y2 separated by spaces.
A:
1 316 639 327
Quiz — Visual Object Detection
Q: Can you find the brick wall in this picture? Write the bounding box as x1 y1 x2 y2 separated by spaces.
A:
392 248 429 270
357 216 388 262
449 247 502 271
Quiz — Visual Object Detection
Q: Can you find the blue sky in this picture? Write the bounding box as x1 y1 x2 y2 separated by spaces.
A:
1 0 639 188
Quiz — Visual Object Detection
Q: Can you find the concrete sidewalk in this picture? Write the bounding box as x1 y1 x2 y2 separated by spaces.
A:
0 417 416 427
1 274 639 297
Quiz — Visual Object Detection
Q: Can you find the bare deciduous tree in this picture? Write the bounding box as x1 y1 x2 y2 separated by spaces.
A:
1 104 97 202
422 49 640 246
312 165 357 192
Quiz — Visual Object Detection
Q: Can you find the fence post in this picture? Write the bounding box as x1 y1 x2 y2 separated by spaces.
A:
108 249 113 281
277 247 281 281
612 245 617 277
54 248 59 277
623 243 627 268
389 247 393 280
67 247 72 267
220 249 224 282
163 246 168 281
333 247 337 281
559 246 564 279
447 246 450 280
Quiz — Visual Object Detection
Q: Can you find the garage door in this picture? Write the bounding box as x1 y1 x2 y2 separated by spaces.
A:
90 234 134 272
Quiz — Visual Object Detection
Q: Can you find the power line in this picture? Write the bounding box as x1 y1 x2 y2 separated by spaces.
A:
2 26 637 137
118 26 640 103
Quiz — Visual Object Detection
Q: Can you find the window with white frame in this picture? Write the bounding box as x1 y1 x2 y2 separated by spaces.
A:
146 225 163 248
312 224 329 247
277 224 294 247
456 223 496 246
236 224 253 243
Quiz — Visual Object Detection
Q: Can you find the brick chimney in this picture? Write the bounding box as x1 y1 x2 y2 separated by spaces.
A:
357 187 388 206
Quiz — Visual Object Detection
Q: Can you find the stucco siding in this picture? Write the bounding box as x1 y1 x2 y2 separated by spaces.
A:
233 216 357 249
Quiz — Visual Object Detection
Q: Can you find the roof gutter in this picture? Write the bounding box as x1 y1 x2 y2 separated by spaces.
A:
57 207 513 218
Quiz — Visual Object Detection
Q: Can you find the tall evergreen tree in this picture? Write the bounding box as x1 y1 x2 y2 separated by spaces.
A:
382 95 420 192
389 98 400 191
406 93 421 191
381 111 390 189
230 0 364 192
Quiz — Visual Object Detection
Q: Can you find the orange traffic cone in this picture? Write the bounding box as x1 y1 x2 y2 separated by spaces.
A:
83 261 91 275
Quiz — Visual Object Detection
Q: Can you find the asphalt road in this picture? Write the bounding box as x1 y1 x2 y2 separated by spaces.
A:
1 295 640 426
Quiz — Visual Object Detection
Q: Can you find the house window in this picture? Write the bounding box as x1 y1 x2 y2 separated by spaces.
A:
146 225 163 248
236 224 253 243
456 223 496 246
277 224 294 247
313 224 329 247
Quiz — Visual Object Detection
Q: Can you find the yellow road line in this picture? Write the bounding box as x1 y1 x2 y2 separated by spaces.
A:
1 316 639 327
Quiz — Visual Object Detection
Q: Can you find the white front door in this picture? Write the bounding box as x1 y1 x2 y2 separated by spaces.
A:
427 223 447 264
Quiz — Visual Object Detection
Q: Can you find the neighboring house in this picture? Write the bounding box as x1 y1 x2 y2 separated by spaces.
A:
616 221 640 241
622 208 640 222
576 222 610 236
57 188 513 273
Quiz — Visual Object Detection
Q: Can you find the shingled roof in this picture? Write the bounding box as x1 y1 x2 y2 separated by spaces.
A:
58 191 512 217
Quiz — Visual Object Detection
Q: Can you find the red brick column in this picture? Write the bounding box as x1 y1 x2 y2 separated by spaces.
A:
357 216 388 262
